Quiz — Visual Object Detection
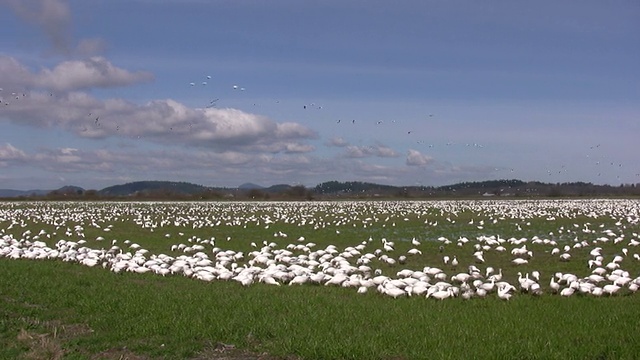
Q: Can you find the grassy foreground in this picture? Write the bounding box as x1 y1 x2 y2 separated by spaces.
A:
2 258 640 359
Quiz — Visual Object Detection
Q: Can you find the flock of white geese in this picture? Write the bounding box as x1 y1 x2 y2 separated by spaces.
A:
1 199 639 300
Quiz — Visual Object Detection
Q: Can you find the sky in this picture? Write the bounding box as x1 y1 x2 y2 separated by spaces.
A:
0 0 638 191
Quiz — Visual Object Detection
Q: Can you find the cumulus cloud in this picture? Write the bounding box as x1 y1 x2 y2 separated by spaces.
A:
0 55 152 93
36 57 153 91
0 56 35 92
0 56 316 153
346 160 405 184
344 144 399 158
0 142 507 189
34 147 83 165
275 122 317 139
0 143 28 165
283 143 315 153
3 143 315 187
3 145 320 181
0 82 317 154
433 163 499 177
326 137 349 147
406 149 434 166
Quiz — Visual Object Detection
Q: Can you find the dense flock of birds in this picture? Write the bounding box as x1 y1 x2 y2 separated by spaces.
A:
1 200 639 301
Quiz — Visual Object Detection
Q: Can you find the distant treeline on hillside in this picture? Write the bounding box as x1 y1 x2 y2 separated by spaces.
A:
99 181 212 197
2 179 639 200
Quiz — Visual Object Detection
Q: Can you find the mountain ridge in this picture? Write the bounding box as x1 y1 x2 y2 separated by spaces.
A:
1 179 638 199
0 179 640 199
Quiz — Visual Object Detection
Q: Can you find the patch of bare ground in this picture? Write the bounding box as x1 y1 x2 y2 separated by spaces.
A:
15 318 95 360
191 342 301 360
12 316 297 359
17 328 65 360
91 347 152 360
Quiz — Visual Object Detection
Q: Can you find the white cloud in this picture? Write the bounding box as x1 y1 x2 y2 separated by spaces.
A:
0 55 152 93
275 122 317 139
0 56 35 91
2 145 318 179
0 144 392 188
348 161 404 184
284 143 315 153
59 147 77 155
344 147 366 158
0 56 317 154
38 57 154 91
406 149 434 166
33 148 93 169
344 144 399 158
327 137 349 147
376 146 400 158
0 143 28 163
0 141 511 189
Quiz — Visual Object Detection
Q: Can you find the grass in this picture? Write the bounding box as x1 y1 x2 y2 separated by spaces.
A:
1 199 640 359
2 259 640 359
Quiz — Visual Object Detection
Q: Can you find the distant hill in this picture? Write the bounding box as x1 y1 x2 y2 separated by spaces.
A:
1 178 638 199
99 181 211 197
0 189 48 198
315 181 398 194
55 185 85 195
0 186 83 198
437 179 526 191
264 184 293 193
238 183 264 190
314 179 638 198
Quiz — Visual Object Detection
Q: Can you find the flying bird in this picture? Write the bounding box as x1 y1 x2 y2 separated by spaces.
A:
206 99 219 108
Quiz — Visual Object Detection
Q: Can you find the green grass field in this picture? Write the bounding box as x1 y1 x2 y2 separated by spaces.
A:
1 199 640 359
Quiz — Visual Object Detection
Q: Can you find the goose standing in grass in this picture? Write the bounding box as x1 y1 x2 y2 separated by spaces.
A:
550 276 560 293
488 268 503 282
485 266 495 278
560 286 576 297
531 271 540 282
428 287 454 300
384 287 407 299
451 256 458 268
603 284 621 295
497 285 513 300
512 258 528 265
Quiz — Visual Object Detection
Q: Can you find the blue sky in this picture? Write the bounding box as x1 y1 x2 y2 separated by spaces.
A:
0 0 638 190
